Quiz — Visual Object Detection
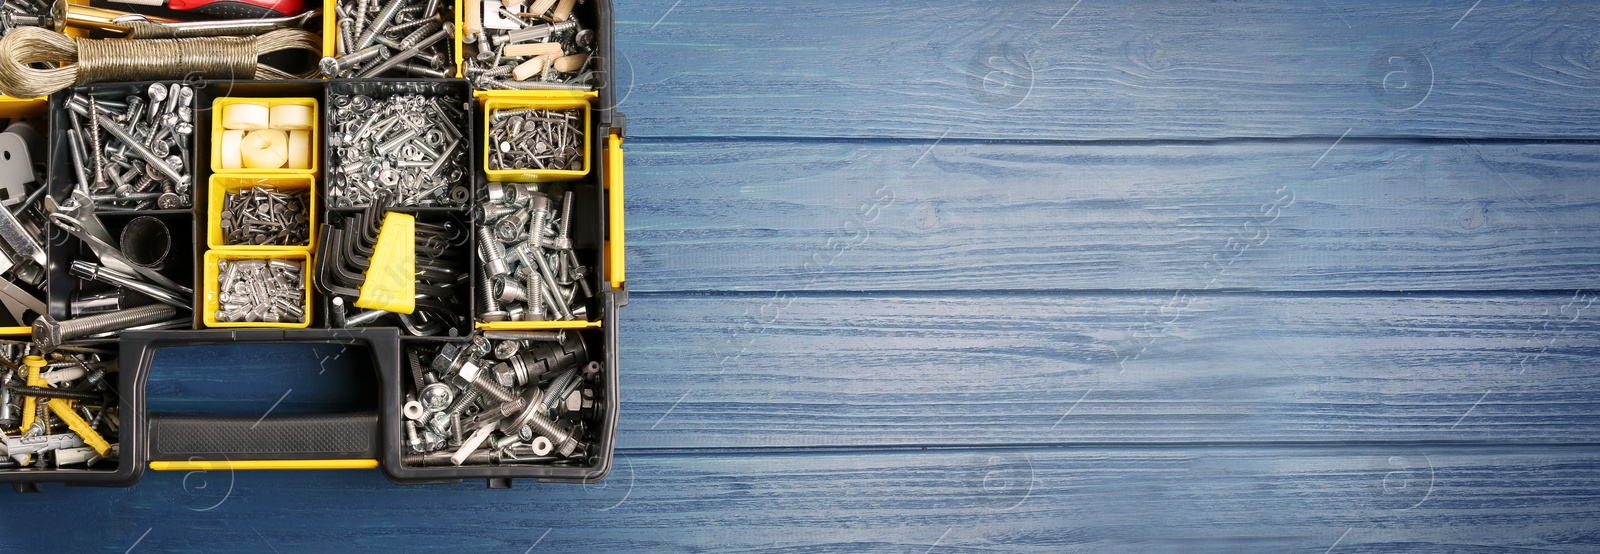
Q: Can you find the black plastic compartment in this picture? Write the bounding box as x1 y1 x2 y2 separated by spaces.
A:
315 207 477 336
323 79 475 210
383 295 620 485
0 341 140 492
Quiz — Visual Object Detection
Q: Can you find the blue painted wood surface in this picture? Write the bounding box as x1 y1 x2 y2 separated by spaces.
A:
6 1 1600 552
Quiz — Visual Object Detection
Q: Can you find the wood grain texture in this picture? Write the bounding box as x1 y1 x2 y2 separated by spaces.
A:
618 292 1600 449
6 446 1600 552
626 139 1600 292
614 0 1600 140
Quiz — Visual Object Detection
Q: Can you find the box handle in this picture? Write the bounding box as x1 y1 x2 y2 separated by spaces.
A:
605 131 625 289
121 328 402 471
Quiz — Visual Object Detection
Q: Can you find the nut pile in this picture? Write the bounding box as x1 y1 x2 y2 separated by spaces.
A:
328 91 470 207
401 332 601 466
477 184 592 322
463 0 597 90
328 0 456 78
487 107 583 171
219 186 311 246
0 344 120 470
216 258 305 324
68 85 194 210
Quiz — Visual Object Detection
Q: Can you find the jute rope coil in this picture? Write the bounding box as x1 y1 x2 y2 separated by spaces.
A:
0 26 321 99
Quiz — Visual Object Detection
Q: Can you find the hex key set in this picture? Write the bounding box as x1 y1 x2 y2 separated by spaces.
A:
0 0 623 491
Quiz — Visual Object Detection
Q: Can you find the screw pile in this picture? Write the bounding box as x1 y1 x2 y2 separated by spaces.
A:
401 332 600 466
327 0 455 78
463 0 597 90
216 259 305 324
476 184 591 322
68 84 195 210
219 186 311 246
0 344 120 470
328 91 470 208
487 107 583 171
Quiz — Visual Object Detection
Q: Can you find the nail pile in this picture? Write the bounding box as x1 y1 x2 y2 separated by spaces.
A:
487 107 583 171
219 186 311 246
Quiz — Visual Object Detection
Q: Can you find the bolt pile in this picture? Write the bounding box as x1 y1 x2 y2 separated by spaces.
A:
216 259 305 324
477 184 591 322
401 332 601 466
328 91 470 208
326 0 455 78
67 84 195 210
0 343 120 470
487 107 583 171
463 0 597 90
219 186 311 246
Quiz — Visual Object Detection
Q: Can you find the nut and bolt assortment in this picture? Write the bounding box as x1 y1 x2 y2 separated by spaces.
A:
487 107 583 171
476 184 591 322
401 331 601 466
326 0 456 78
215 259 306 324
463 0 598 90
327 90 471 208
219 186 311 246
66 85 195 210
0 343 120 470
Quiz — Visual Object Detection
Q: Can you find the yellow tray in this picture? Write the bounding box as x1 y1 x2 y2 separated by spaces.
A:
479 90 595 182
209 97 320 175
202 250 313 329
207 174 317 253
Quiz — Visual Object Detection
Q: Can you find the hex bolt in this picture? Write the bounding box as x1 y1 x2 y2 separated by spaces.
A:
33 304 176 351
455 361 518 405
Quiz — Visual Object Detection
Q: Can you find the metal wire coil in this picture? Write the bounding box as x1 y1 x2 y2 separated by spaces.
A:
0 26 321 99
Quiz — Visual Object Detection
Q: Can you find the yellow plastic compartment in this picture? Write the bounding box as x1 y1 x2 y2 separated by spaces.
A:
202 250 313 329
209 97 320 175
328 0 459 75
479 90 595 182
207 175 316 252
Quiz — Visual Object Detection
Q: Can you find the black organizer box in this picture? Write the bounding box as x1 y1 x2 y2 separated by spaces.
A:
2 0 621 490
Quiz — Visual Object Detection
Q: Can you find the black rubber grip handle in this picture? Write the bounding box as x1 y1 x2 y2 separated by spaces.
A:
121 329 402 465
149 413 379 461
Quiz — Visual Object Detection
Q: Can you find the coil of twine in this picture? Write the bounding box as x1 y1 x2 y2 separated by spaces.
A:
0 26 321 99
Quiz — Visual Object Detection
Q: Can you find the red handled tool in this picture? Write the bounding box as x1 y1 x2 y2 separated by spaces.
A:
105 0 309 20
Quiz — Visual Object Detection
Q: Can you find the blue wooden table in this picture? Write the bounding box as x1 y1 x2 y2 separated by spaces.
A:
6 1 1600 551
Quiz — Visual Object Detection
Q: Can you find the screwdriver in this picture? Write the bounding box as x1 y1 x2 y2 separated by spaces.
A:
103 0 310 20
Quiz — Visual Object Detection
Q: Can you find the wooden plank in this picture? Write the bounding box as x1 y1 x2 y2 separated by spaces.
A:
626 139 1600 292
619 292 1600 449
615 0 1600 140
11 446 1600 551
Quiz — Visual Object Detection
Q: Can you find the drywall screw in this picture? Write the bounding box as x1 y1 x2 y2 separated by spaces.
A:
33 304 176 351
321 44 388 77
355 0 407 49
358 24 455 78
